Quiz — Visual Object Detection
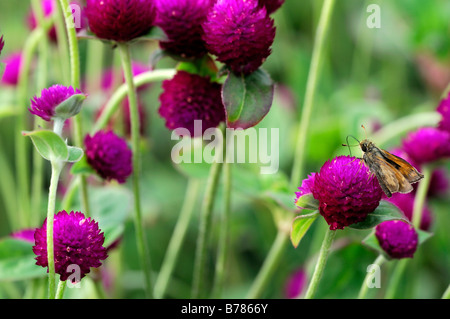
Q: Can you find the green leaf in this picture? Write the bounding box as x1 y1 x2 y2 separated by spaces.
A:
0 238 46 281
290 212 319 248
222 68 274 129
70 154 95 175
67 146 84 163
176 55 219 79
294 193 320 210
266 191 297 212
349 200 409 230
54 93 86 120
23 130 69 162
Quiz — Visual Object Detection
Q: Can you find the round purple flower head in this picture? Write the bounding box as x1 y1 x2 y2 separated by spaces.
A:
1 52 22 86
437 91 450 133
402 127 450 165
202 0 276 75
159 71 225 137
85 0 156 42
311 156 383 230
29 85 85 121
33 210 108 281
375 220 418 259
258 0 285 14
156 0 214 59
387 193 432 231
84 130 133 184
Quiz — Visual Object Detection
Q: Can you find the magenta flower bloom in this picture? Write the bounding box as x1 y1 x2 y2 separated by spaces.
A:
437 91 450 133
311 156 383 230
159 71 225 137
11 229 36 243
85 0 156 42
1 52 22 86
29 85 85 121
375 220 418 259
84 130 133 184
294 173 316 209
0 35 4 55
284 268 307 299
202 0 276 75
258 0 284 14
33 210 107 281
156 0 213 59
387 193 432 231
402 127 450 165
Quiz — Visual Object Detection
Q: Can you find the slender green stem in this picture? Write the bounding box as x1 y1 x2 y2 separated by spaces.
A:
246 228 289 299
247 0 336 299
46 161 63 299
154 179 200 299
57 0 90 218
442 283 450 299
54 0 70 84
192 125 225 299
290 0 336 188
412 165 432 229
55 280 67 299
85 40 104 93
15 28 44 228
92 69 176 133
118 43 153 298
212 137 232 298
304 228 336 299
0 147 18 229
384 258 408 299
358 254 386 299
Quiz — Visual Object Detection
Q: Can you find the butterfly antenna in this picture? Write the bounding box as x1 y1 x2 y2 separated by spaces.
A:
361 124 368 139
343 135 361 157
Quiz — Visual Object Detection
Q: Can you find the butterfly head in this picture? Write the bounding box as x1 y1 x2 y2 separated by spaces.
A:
360 139 374 153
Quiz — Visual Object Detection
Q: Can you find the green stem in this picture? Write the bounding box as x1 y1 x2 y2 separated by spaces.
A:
15 28 44 228
118 43 153 298
55 280 67 299
192 125 225 299
46 161 63 299
246 228 289 298
57 0 90 218
92 69 176 133
442 283 450 299
412 165 432 229
290 0 336 188
212 136 232 298
357 254 386 299
0 147 18 230
304 228 336 299
247 0 336 299
384 258 408 299
154 179 200 299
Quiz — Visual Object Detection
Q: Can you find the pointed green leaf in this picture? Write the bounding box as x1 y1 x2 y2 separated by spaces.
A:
349 200 409 230
290 211 319 248
54 93 86 120
223 68 274 129
23 130 69 162
67 146 84 163
294 193 320 211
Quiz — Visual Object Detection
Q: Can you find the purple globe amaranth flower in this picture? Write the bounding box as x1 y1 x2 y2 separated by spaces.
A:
202 0 276 75
84 130 133 184
311 156 383 230
284 268 307 299
437 91 450 133
402 127 450 165
1 52 23 86
258 0 284 14
155 0 214 59
29 85 86 121
33 210 108 281
386 193 432 231
159 71 225 137
375 220 418 259
85 0 157 42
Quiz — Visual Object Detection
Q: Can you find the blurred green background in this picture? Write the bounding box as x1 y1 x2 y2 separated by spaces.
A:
0 0 449 299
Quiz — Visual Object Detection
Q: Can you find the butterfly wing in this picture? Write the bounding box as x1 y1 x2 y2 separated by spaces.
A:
379 149 424 184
